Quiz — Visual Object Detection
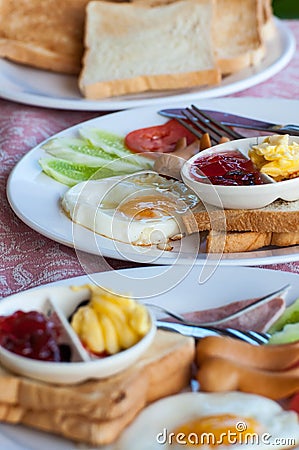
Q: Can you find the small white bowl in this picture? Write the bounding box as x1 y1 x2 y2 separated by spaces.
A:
181 136 299 209
0 285 156 384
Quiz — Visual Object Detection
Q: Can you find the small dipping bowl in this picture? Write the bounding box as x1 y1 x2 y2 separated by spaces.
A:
181 136 299 209
0 285 156 384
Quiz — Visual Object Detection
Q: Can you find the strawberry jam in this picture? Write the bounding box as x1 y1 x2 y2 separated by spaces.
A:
190 150 265 186
0 310 68 362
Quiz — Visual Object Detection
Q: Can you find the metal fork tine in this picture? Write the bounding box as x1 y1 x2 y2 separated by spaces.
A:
156 321 269 345
183 108 220 145
248 330 270 345
223 328 268 345
188 107 224 140
175 104 244 145
176 117 203 140
191 105 243 139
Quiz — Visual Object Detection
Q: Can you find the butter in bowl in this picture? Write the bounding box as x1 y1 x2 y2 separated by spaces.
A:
0 284 156 384
181 135 299 209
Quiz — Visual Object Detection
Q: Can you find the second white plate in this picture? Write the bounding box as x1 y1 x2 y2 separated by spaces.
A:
0 19 295 111
1 265 299 449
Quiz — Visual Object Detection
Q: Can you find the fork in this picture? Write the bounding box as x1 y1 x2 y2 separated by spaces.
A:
147 283 290 345
155 320 270 345
176 104 244 144
145 284 290 327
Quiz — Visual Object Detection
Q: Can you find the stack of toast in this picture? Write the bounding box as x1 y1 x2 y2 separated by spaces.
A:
0 0 274 98
0 330 195 446
189 199 299 253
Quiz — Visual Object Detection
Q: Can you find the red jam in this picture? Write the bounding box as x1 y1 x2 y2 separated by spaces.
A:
0 310 69 362
190 150 265 186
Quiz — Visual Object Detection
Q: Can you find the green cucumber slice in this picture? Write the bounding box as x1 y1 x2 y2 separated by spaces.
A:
268 323 299 344
43 141 143 172
39 158 115 186
79 128 153 169
268 298 299 333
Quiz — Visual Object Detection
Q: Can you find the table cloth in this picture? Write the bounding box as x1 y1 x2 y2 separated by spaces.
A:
1 20 299 298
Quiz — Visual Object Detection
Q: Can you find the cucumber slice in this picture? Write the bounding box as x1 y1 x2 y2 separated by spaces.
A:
43 140 143 172
39 158 114 186
268 298 299 333
268 323 299 344
43 137 116 162
79 128 153 169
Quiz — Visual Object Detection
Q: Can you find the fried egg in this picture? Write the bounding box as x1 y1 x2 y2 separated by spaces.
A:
112 392 299 450
61 172 198 246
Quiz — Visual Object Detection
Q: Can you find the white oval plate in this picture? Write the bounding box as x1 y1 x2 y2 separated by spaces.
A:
0 19 295 111
7 97 299 266
1 265 299 449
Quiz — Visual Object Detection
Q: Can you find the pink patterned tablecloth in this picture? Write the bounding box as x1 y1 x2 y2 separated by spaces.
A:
1 20 299 298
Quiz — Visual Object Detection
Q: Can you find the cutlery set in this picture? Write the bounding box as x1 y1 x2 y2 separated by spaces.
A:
149 284 290 344
159 107 299 136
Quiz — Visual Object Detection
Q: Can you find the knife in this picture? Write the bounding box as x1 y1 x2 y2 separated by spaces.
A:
158 108 299 136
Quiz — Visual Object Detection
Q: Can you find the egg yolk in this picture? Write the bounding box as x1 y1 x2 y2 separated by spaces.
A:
117 195 177 220
172 414 262 447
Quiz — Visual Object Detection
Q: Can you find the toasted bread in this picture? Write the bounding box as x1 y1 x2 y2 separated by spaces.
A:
131 0 266 76
206 230 272 253
214 0 265 74
192 198 299 234
0 330 195 445
261 0 276 40
203 230 299 254
79 0 220 99
0 0 91 74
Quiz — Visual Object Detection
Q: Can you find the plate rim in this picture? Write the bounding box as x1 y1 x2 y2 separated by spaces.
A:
0 18 295 111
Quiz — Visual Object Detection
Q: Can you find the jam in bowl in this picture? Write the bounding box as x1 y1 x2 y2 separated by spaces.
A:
181 135 299 210
0 284 156 384
189 150 268 186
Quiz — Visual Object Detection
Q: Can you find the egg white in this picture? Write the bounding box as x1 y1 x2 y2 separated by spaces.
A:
112 392 299 450
61 174 195 246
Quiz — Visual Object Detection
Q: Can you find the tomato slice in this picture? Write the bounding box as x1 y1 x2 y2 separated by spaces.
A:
125 119 196 153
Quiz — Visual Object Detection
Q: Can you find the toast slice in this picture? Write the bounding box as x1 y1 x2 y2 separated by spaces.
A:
206 230 272 253
261 0 276 40
191 198 299 234
131 0 266 76
79 0 220 99
0 0 91 74
204 230 299 253
0 330 195 445
214 0 265 74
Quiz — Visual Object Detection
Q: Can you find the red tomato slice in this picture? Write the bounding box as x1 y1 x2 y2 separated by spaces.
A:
289 392 299 414
125 119 196 153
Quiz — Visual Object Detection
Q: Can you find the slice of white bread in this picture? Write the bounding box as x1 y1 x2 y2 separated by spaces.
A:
214 0 265 75
261 0 276 40
0 0 91 74
0 330 195 445
131 0 266 75
205 230 299 253
206 230 272 253
79 0 221 99
190 198 299 234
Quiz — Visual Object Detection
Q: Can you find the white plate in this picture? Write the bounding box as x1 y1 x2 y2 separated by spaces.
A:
0 19 295 111
7 96 299 266
0 265 299 449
